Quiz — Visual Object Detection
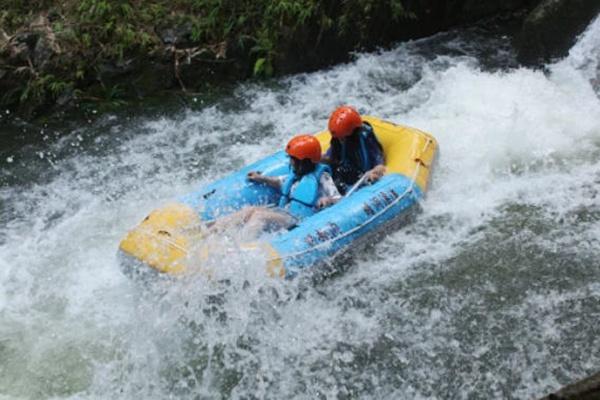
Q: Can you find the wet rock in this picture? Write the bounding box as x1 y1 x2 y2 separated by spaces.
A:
516 0 600 65
158 28 179 45
33 37 55 68
8 32 40 63
157 22 195 47
31 14 61 60
538 370 600 400
96 59 136 85
458 0 530 22
13 31 39 50
131 61 174 97
273 0 536 75
2 15 60 68
56 89 74 107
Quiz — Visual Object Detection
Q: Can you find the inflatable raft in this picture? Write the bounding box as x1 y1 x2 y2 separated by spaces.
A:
118 116 437 279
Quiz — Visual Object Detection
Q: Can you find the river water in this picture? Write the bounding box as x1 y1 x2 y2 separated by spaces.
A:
1 15 599 400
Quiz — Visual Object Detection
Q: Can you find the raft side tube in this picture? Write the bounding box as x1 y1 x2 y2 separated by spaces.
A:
269 174 422 278
178 151 291 221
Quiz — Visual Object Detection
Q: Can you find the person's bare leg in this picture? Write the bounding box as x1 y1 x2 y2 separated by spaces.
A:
208 206 260 234
241 208 296 238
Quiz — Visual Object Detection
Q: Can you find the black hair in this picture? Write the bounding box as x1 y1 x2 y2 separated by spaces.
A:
292 158 317 176
329 127 362 163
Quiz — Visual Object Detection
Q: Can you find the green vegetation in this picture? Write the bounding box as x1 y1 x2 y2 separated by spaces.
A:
0 0 413 115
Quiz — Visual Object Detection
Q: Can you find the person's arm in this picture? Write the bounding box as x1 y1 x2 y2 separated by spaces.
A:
364 164 386 183
317 196 339 208
316 172 341 209
247 171 283 190
364 132 386 183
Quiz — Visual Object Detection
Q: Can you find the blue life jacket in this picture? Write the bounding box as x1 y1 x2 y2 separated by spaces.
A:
329 123 376 191
339 129 370 173
279 163 332 220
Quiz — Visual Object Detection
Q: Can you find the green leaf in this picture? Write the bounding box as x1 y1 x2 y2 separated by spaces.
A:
253 57 266 75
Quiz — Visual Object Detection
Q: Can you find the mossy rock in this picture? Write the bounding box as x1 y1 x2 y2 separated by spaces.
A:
516 0 600 65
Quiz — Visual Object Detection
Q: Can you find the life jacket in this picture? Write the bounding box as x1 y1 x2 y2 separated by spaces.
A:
330 123 374 189
279 163 332 220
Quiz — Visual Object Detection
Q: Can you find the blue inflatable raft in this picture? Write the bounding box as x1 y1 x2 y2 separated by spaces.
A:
119 116 437 279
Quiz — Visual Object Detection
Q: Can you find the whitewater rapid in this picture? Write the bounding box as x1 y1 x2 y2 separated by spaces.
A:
1 14 599 400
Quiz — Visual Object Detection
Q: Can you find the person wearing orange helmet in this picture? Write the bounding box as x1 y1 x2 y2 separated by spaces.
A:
210 134 340 236
324 105 386 193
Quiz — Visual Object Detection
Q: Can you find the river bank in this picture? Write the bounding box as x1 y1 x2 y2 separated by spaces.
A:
0 0 548 121
4 0 599 123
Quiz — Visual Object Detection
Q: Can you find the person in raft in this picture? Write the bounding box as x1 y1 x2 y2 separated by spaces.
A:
322 105 387 194
210 134 341 236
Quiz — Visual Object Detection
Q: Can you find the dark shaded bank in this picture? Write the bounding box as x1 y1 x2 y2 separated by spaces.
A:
1 0 598 121
0 0 536 121
539 370 600 400
516 0 600 65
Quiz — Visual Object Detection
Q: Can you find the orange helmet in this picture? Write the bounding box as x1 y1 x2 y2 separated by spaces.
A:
328 105 362 138
286 134 322 163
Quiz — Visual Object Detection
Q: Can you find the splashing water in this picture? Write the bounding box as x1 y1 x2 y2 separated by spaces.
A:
1 15 600 400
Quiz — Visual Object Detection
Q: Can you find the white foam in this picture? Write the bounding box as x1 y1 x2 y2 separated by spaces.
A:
557 14 600 85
